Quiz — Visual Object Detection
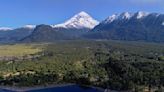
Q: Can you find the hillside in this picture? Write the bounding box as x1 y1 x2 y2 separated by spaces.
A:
84 12 164 42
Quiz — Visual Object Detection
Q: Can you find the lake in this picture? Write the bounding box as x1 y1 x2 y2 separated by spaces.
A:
0 85 104 92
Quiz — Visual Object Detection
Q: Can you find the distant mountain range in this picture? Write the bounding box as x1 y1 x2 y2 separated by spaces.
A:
0 11 164 43
0 25 34 43
85 11 164 42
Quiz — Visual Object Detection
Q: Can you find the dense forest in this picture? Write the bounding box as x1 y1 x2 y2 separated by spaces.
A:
0 40 163 92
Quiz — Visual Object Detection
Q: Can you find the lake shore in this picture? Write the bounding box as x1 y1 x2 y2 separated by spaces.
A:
0 83 74 92
0 83 105 92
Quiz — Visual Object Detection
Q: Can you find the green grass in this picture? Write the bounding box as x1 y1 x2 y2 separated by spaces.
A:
0 44 43 57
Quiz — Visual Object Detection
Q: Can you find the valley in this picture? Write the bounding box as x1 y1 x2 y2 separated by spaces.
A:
0 40 163 91
0 44 44 61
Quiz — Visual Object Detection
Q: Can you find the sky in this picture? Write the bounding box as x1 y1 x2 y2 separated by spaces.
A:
0 0 164 28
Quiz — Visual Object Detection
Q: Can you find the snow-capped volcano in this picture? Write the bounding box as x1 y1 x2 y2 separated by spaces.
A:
52 11 99 29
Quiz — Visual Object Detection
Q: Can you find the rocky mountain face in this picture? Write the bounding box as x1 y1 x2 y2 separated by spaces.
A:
84 11 164 42
21 24 76 42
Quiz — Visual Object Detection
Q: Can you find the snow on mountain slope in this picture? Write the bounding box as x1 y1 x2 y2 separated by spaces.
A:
0 27 13 31
23 25 36 29
103 14 119 23
120 12 134 19
52 11 99 29
102 11 150 24
102 12 134 24
135 11 149 19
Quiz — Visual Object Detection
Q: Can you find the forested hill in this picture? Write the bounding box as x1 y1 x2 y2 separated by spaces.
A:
0 40 163 91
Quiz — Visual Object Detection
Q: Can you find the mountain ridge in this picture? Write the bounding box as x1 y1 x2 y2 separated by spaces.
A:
0 11 164 43
84 11 164 42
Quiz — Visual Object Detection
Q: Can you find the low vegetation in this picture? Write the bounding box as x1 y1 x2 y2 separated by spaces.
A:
0 44 43 57
0 40 163 92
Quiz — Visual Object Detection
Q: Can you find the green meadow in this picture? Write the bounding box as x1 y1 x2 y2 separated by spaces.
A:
0 44 43 57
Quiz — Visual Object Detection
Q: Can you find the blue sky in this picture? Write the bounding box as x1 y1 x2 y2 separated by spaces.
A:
0 0 164 28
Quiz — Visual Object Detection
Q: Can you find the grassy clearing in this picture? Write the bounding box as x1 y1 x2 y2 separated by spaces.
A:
0 44 43 57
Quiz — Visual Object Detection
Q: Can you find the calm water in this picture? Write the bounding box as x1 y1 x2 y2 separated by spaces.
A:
0 85 103 92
